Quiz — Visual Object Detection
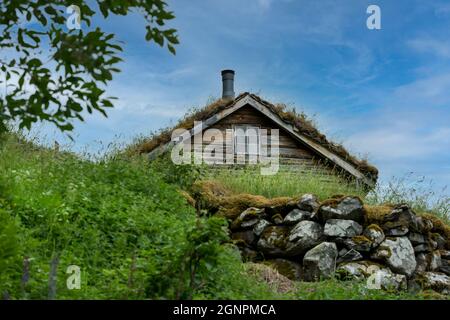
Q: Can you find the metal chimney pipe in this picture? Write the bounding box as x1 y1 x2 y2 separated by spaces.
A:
221 69 235 100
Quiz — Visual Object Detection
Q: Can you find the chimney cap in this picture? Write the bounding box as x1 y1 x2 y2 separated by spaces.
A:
221 69 235 75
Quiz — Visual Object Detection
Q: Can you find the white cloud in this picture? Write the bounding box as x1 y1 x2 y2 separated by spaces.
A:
388 72 450 108
344 70 450 160
347 124 450 160
408 38 450 59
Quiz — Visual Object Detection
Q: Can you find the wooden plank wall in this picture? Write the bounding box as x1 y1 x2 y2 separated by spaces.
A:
184 104 342 182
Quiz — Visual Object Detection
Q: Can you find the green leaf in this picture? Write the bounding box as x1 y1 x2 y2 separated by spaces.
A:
101 99 114 108
44 6 57 16
27 58 42 68
99 3 109 18
168 44 176 55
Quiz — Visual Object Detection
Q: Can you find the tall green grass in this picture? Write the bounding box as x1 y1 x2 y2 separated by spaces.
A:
365 173 449 223
208 165 366 200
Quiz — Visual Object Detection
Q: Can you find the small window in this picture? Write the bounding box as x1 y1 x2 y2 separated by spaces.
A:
233 125 260 155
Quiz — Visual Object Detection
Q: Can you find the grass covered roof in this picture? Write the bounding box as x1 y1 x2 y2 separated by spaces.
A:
128 92 379 181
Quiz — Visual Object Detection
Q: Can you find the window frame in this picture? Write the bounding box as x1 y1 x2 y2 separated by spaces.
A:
232 124 261 156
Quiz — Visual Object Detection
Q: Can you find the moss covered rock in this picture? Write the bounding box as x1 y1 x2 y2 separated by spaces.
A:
336 260 387 280
369 269 407 291
231 207 265 230
371 237 417 277
363 224 385 248
381 205 418 232
417 272 450 294
283 209 313 225
297 194 319 213
318 196 365 223
341 235 373 252
257 226 289 257
303 242 338 281
324 219 363 238
253 219 272 237
285 221 324 256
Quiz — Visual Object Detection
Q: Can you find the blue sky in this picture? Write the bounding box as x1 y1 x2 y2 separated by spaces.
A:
31 0 449 196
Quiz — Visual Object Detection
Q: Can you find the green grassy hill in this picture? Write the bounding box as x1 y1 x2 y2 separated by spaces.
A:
0 132 448 300
0 133 282 299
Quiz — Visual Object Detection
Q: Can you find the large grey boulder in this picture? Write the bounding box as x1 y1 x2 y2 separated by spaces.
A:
256 226 288 256
318 197 365 223
371 237 417 277
303 242 338 281
283 209 312 225
285 221 324 256
324 219 363 238
297 194 320 213
363 224 385 248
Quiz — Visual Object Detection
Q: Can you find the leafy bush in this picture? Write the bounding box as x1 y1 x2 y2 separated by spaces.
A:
0 207 24 298
149 153 207 190
0 133 278 299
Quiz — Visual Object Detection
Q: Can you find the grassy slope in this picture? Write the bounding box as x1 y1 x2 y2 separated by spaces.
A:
0 133 447 299
0 134 279 299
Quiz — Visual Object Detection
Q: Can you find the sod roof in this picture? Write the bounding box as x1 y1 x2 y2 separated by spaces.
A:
130 92 379 182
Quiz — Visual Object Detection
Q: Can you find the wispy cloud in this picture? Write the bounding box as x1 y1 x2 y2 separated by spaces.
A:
347 124 450 160
408 38 450 58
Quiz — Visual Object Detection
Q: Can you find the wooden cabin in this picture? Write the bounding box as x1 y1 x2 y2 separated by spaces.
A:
142 70 378 189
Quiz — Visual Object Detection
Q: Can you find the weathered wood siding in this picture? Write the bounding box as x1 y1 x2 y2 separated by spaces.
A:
195 104 342 180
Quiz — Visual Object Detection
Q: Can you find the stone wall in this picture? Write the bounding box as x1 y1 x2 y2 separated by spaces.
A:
229 194 450 294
